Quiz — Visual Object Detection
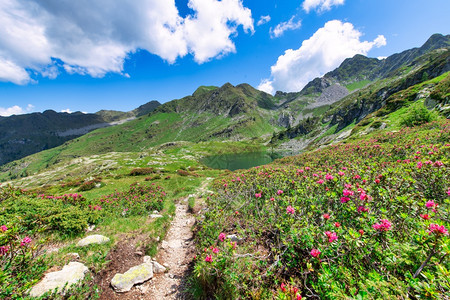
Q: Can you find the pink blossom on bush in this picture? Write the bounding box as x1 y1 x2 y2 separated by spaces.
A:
0 225 7 232
310 248 321 258
20 236 32 246
317 179 324 184
0 245 9 256
420 214 430 220
255 193 262 198
286 205 295 214
428 223 448 236
205 255 213 262
212 247 220 254
325 231 338 243
357 206 369 213
373 219 392 232
340 197 350 203
338 171 345 176
218 232 226 242
425 200 437 208
334 222 341 228
323 213 330 220
325 174 334 180
343 189 354 196
277 190 283 195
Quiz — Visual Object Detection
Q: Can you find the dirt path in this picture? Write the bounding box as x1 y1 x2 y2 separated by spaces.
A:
146 200 196 299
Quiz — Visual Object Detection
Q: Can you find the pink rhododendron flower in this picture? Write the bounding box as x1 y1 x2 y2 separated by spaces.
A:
305 167 310 170
357 206 369 213
270 197 275 201
20 236 32 246
323 213 330 220
433 161 443 167
359 229 364 236
334 222 341 228
277 190 283 195
310 248 321 258
428 224 448 236
420 214 430 220
286 205 295 214
205 255 213 262
325 174 334 180
297 295 302 300
338 171 345 176
325 231 338 243
218 232 226 242
343 189 354 196
425 200 437 208
281 283 287 292
212 247 219 254
317 179 324 184
340 197 350 203
255 193 262 198
0 246 9 256
417 161 423 169
0 225 7 232
373 219 392 232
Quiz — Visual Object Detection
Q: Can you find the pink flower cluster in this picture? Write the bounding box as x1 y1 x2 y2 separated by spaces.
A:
286 205 295 214
205 255 213 262
0 245 9 256
428 224 448 236
0 225 7 232
310 248 321 258
372 219 392 232
218 232 226 242
20 236 32 247
277 190 283 195
325 231 338 243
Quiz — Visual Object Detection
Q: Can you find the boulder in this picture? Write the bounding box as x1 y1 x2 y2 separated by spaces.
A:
111 263 153 293
76 235 110 247
29 262 89 297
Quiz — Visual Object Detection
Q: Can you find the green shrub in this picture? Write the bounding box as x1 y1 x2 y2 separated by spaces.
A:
129 167 154 176
401 104 435 127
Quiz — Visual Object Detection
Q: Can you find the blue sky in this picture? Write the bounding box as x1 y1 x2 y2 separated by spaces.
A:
0 0 449 115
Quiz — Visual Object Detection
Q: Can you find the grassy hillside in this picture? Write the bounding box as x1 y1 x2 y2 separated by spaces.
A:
191 120 449 299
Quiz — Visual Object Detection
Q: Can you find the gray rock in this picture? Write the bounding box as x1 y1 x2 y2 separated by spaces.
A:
152 261 167 274
143 256 152 264
227 234 244 243
111 263 153 292
66 252 80 260
29 262 89 297
76 235 110 247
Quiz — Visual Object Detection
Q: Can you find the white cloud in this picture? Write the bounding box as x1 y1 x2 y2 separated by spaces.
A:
0 104 34 116
0 0 254 84
302 0 345 13
61 108 72 113
257 15 271 26
270 16 301 38
258 20 386 94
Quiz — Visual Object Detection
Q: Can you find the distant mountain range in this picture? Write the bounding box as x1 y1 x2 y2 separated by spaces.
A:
0 33 448 175
0 101 160 165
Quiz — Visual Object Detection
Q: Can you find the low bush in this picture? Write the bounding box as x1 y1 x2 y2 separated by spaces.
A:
129 167 154 176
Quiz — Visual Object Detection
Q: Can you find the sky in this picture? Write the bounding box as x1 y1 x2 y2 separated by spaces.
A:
0 0 449 116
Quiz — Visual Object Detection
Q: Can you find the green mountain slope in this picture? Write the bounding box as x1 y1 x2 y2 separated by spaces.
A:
0 101 161 166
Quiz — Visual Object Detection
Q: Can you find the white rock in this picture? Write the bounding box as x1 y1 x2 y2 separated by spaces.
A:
150 214 163 219
152 261 167 274
143 256 152 264
87 225 96 232
111 263 153 293
76 235 109 247
29 262 89 297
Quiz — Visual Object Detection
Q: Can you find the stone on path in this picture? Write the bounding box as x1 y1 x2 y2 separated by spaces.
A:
76 234 110 247
152 261 167 274
29 262 89 297
111 262 153 293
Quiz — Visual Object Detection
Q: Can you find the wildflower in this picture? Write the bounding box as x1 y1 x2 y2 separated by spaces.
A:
359 229 364 236
270 197 275 201
317 179 324 184
375 179 380 184
343 189 354 196
420 214 430 220
212 247 219 254
218 232 226 242
286 205 295 214
357 206 369 213
277 190 283 195
310 248 321 258
205 255 213 262
296 295 302 300
433 161 443 167
255 193 262 198
373 219 392 232
0 225 7 232
280 283 287 292
325 231 338 243
417 161 423 169
20 236 32 246
230 241 237 249
325 174 334 180
425 200 437 209
323 213 330 220
334 222 341 228
338 171 345 176
428 224 448 236
340 197 350 203
0 246 9 256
